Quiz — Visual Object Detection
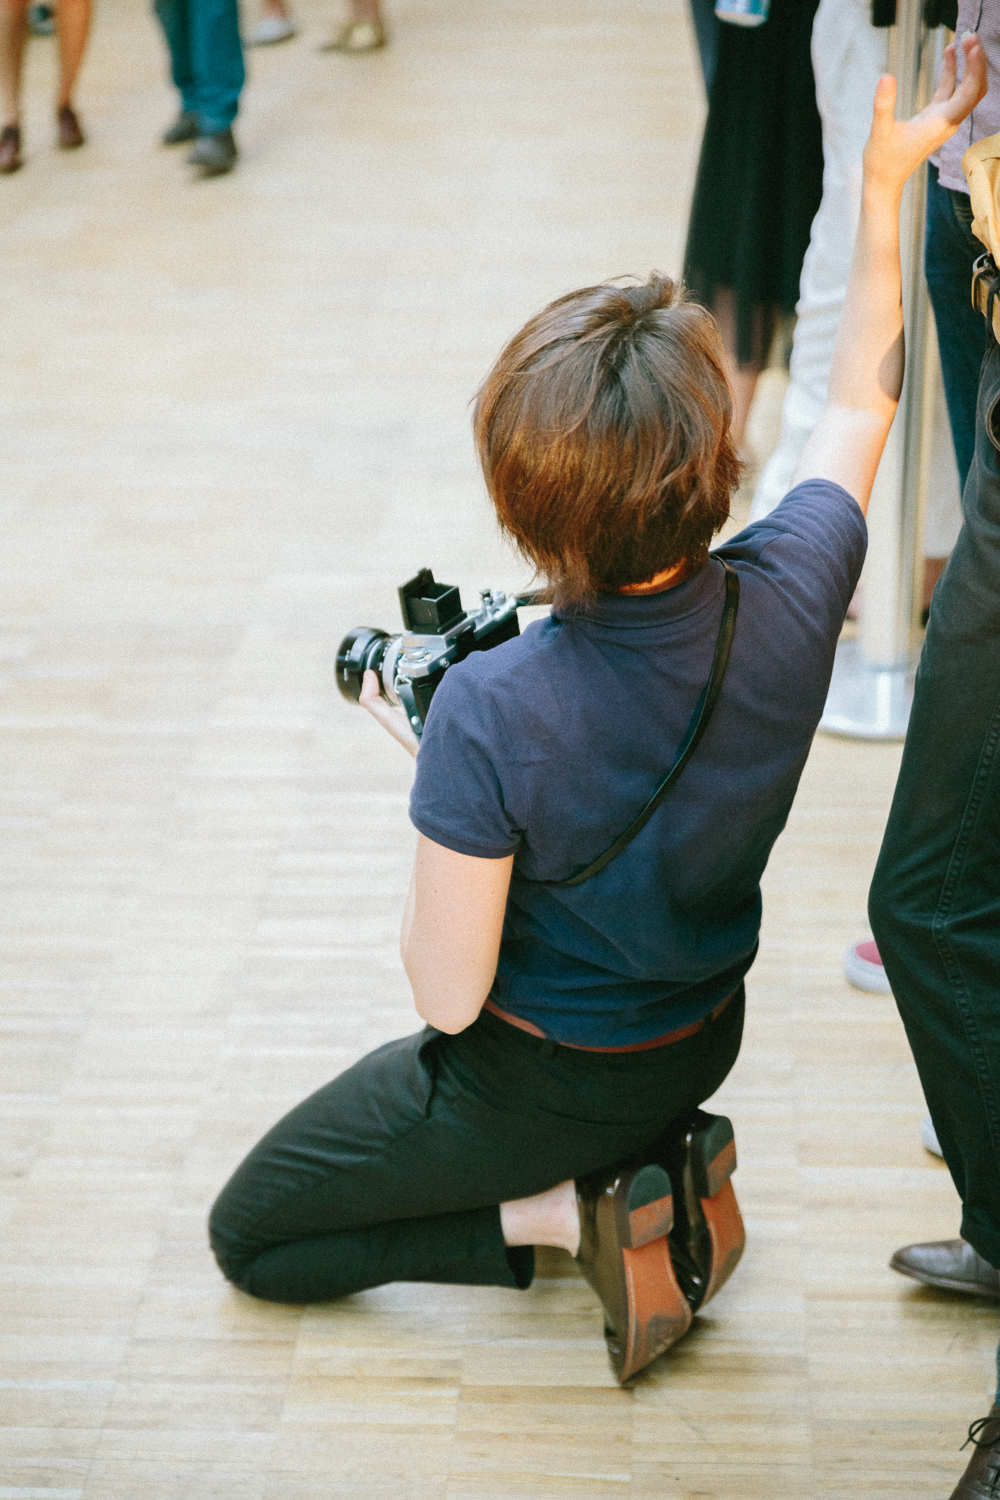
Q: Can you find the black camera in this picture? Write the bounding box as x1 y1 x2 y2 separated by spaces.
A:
337 569 526 736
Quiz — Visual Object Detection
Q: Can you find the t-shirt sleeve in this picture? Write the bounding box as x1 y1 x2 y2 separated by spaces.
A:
409 663 523 859
722 479 867 622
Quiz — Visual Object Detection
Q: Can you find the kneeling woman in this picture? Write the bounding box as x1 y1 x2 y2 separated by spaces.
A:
208 44 984 1383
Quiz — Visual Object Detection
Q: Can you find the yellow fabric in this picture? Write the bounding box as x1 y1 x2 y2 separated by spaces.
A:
963 131 1000 258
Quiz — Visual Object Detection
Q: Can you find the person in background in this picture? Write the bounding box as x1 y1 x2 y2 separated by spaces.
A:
319 0 385 53
750 1 986 630
0 0 88 173
845 11 1000 1068
688 0 719 95
869 117 1000 1494
27 2 54 35
246 0 385 50
155 0 244 177
245 0 295 47
683 0 824 453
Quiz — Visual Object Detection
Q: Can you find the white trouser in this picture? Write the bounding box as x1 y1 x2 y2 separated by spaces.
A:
748 0 960 556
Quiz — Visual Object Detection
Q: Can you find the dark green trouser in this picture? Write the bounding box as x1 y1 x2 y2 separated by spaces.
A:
870 341 1000 1271
208 995 744 1303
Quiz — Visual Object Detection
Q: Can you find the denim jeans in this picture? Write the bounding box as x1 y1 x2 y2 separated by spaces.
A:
924 164 987 493
208 994 744 1304
153 0 244 135
869 338 1000 1273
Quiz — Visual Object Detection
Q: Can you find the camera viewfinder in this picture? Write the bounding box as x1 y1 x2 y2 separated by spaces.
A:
398 569 464 633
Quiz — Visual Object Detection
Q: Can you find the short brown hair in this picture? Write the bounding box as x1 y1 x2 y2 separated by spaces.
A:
473 274 740 604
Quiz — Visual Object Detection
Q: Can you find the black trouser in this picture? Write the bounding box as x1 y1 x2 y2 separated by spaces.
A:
209 994 744 1303
870 341 1000 1272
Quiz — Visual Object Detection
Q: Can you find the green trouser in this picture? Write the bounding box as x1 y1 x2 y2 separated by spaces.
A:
208 994 744 1303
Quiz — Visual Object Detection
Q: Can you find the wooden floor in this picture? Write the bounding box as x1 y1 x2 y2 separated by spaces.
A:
1 2 997 1495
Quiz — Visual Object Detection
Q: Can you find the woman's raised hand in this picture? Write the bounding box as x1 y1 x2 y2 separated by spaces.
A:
863 33 987 200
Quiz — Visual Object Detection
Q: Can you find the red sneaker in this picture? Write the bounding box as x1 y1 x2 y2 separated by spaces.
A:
844 939 892 995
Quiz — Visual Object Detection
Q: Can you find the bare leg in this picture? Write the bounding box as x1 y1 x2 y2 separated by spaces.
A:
500 1179 580 1255
55 0 91 110
0 0 28 127
726 364 760 453
711 286 775 452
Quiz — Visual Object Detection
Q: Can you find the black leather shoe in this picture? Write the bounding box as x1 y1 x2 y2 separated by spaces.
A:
186 128 237 176
658 1109 746 1312
890 1238 1000 1298
950 1405 1000 1497
162 110 199 145
575 1162 691 1384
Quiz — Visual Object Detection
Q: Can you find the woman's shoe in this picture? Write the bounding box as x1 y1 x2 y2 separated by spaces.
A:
0 124 21 173
246 15 297 44
660 1110 745 1312
575 1162 692 1384
57 105 85 150
319 19 386 52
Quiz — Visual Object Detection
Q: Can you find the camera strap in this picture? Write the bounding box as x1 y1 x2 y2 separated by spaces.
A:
538 559 740 890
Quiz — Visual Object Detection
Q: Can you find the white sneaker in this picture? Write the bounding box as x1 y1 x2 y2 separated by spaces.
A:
920 1115 944 1158
844 939 892 995
246 15 297 44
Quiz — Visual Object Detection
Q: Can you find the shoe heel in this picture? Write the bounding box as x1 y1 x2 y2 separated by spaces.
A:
688 1112 744 1305
613 1164 674 1250
688 1111 737 1197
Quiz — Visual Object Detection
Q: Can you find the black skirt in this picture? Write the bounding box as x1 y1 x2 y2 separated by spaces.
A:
683 0 824 366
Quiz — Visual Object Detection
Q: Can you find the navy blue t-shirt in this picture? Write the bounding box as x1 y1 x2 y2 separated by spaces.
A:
409 481 867 1046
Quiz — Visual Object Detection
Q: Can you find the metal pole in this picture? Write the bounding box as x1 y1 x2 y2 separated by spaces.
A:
819 0 939 740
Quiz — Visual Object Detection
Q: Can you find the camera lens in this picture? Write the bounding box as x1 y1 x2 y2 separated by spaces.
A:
336 627 391 703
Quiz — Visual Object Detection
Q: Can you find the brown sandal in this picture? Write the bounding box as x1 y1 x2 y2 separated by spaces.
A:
57 105 85 149
0 124 22 174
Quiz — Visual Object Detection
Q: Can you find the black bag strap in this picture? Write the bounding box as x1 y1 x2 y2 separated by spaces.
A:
536 559 740 890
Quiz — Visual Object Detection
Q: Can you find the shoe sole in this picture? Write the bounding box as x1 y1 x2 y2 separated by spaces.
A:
607 1167 691 1382
610 1236 693 1383
688 1113 745 1307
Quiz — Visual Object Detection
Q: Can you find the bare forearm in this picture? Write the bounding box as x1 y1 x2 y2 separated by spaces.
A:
827 182 905 423
792 38 986 509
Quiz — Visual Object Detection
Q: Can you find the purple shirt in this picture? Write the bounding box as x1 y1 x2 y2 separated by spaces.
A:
932 1 1000 195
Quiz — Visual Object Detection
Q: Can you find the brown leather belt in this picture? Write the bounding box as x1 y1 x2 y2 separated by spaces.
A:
482 987 738 1053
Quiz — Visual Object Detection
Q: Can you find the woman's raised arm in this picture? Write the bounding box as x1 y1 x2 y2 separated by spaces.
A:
793 33 987 512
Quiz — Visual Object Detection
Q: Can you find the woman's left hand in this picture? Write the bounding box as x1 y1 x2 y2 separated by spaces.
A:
359 669 420 758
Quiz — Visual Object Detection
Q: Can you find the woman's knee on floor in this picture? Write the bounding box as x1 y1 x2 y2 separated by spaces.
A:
206 1175 276 1290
